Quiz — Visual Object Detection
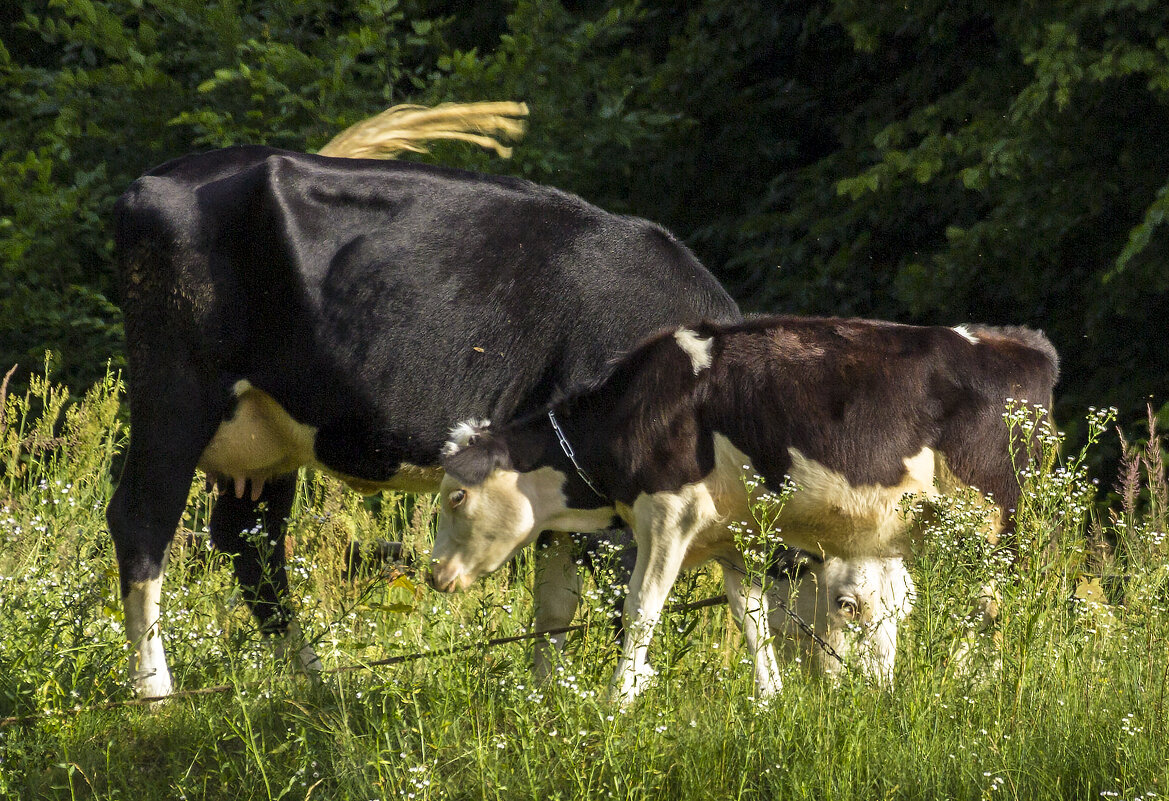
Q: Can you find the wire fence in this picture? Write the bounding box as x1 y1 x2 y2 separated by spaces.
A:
0 594 732 729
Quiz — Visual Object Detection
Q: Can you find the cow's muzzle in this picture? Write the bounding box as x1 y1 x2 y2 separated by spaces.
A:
427 559 469 593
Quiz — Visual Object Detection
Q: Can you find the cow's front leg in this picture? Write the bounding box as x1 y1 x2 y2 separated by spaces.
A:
610 492 705 706
531 531 582 682
723 560 783 698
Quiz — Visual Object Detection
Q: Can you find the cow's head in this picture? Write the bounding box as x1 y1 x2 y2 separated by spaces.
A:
781 556 915 687
428 419 614 592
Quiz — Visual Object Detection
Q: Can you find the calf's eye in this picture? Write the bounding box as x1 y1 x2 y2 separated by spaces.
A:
837 597 859 619
448 489 467 508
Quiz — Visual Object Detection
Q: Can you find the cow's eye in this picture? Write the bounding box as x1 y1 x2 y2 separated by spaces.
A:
448 489 467 509
837 597 859 618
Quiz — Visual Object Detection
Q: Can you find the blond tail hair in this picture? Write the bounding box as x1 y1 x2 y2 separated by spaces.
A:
317 101 528 160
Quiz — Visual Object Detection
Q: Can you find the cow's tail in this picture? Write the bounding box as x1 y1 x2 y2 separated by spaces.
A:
317 101 528 160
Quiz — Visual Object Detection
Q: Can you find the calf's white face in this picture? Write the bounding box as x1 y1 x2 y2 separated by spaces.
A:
430 469 540 592
429 465 614 593
775 556 914 686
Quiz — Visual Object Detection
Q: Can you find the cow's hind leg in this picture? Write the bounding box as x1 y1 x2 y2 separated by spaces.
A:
209 473 322 673
107 384 224 698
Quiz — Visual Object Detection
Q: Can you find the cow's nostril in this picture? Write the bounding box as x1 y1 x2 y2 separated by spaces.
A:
427 559 459 592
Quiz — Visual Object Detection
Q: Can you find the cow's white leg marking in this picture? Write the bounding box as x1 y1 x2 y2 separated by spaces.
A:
611 485 716 706
722 562 783 698
673 328 713 374
125 577 172 698
531 532 582 682
278 620 323 675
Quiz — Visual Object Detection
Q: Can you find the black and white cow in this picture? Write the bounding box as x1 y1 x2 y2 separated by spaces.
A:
106 106 742 698
430 316 1059 703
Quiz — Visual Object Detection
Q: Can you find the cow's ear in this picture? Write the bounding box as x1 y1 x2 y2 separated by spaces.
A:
442 434 513 485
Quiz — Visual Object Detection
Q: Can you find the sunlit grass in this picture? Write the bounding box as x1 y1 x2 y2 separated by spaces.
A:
1 372 1167 799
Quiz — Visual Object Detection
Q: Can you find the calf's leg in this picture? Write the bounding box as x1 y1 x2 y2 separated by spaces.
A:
611 490 712 706
723 561 784 698
531 527 637 681
531 531 582 682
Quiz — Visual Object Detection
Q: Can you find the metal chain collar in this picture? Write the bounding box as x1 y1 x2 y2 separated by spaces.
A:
547 409 609 501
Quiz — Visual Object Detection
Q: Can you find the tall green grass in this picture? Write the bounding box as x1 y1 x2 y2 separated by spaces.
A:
0 372 1166 800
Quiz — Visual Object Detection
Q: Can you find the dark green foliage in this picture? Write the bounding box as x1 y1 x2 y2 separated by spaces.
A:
2 0 1167 444
759 1 1169 438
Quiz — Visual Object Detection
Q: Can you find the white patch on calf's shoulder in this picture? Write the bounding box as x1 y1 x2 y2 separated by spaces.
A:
522 467 615 534
674 328 714 374
952 325 979 344
625 434 746 572
441 418 492 456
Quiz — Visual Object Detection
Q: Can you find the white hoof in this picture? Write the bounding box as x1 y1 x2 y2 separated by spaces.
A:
131 668 173 700
609 663 656 708
279 623 323 674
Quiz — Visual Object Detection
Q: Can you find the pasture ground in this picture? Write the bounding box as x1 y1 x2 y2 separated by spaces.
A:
1 370 1167 800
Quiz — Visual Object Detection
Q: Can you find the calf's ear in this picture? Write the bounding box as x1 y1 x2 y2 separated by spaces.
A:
442 434 513 485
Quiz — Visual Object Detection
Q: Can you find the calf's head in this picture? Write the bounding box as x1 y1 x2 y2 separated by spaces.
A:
428 420 614 592
777 556 915 686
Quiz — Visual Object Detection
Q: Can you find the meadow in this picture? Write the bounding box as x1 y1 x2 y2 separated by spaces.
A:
1 368 1167 801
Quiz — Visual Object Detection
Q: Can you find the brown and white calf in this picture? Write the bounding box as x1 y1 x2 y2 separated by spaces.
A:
429 316 1059 704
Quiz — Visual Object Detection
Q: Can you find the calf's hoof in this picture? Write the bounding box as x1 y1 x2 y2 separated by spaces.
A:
608 664 656 709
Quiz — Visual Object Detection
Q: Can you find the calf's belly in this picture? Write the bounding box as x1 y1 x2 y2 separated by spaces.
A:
702 436 941 561
773 446 939 558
